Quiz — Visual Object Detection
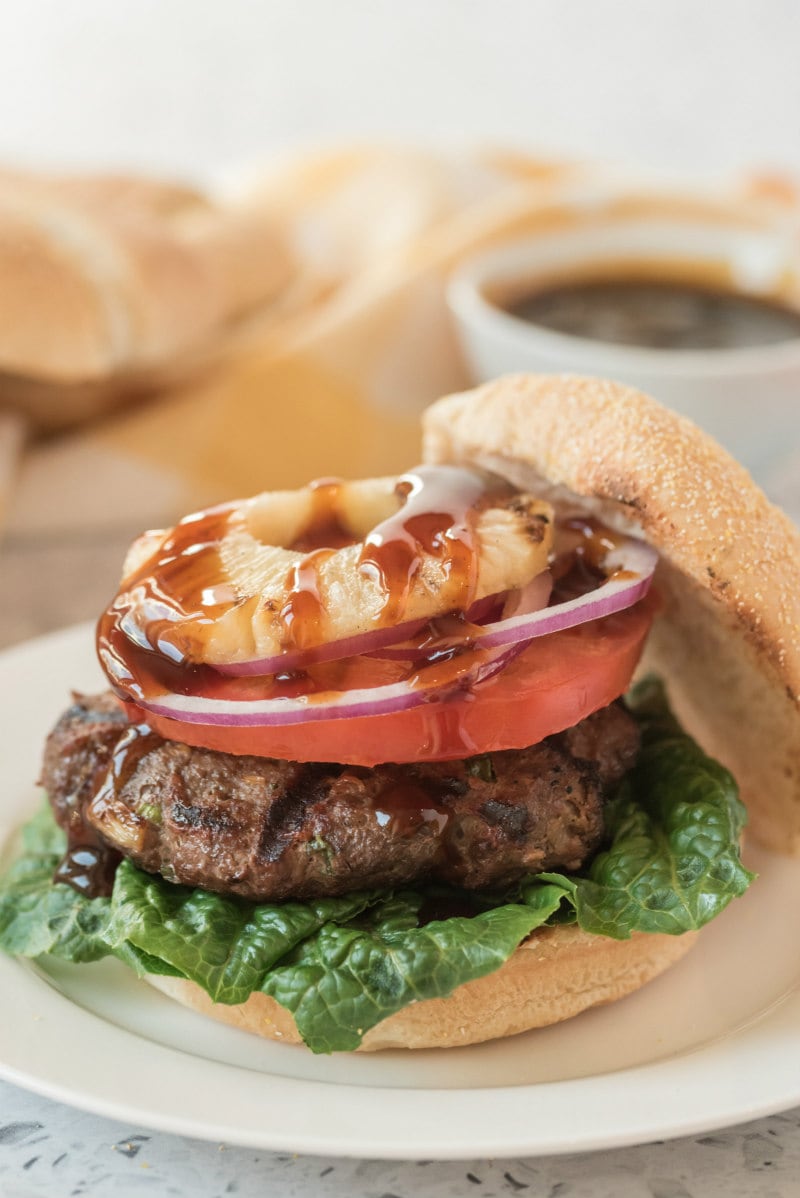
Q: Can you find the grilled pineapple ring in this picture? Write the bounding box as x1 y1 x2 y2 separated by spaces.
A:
122 469 554 667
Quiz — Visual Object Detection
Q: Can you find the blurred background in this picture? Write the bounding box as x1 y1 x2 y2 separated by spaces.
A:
2 0 800 179
2 6 800 1190
1 0 800 646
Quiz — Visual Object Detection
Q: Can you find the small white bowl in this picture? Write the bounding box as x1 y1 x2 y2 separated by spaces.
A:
448 188 800 480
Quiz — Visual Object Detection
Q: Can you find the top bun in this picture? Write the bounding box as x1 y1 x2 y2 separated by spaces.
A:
422 374 800 855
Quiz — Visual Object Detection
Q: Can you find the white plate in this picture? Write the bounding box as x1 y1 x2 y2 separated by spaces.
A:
1 624 799 1159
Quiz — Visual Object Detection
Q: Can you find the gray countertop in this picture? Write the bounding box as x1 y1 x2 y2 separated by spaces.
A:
2 1081 800 1198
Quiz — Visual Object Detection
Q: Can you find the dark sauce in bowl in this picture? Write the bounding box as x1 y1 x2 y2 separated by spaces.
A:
507 277 800 351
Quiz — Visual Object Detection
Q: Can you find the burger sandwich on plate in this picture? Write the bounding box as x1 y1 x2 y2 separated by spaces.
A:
2 375 798 1054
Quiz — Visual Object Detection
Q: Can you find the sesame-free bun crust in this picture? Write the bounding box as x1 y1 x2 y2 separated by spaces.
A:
146 925 696 1051
423 374 800 855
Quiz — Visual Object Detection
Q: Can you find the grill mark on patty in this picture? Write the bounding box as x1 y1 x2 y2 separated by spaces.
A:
169 799 235 834
433 774 468 798
478 799 530 841
255 761 343 863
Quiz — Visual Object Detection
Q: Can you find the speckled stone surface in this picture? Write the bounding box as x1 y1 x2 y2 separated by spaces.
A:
1 1082 799 1197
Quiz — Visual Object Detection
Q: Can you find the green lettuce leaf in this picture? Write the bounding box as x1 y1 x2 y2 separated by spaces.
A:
261 885 566 1052
537 677 753 937
0 807 113 963
0 680 754 1051
108 861 381 1004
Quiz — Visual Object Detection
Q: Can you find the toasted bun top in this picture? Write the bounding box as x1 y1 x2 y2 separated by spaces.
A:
423 374 800 854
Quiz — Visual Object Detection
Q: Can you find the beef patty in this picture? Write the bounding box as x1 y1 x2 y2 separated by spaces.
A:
42 693 640 901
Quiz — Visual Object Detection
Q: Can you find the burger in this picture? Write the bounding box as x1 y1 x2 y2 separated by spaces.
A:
2 375 798 1054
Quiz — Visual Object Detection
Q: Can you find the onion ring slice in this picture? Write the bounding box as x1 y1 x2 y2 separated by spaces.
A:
133 535 656 730
470 535 657 653
136 641 525 727
211 593 503 677
352 534 656 664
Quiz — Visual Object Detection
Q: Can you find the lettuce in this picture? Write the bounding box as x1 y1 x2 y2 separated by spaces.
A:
0 680 753 1052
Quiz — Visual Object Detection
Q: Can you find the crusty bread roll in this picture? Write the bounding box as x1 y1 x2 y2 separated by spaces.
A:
0 169 293 429
141 374 798 1052
148 926 696 1051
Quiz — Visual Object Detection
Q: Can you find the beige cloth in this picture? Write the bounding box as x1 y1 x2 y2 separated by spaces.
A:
3 148 584 537
4 149 799 541
2 148 800 650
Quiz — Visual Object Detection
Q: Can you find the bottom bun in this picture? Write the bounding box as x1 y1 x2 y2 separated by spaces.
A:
145 925 698 1052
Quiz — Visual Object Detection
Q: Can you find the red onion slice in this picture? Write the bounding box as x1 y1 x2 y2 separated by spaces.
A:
213 616 428 677
137 641 523 728
135 533 656 730
371 571 553 662
472 535 657 653
500 570 553 619
211 593 503 677
358 536 656 664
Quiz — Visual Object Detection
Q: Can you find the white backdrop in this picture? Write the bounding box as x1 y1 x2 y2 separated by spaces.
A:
0 0 798 180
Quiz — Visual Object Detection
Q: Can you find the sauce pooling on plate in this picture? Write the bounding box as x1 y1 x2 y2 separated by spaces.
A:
507 277 800 350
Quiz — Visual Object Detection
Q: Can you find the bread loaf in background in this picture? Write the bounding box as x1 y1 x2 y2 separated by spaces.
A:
0 168 294 430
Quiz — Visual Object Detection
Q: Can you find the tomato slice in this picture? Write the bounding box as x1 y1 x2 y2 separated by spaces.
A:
125 597 655 766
